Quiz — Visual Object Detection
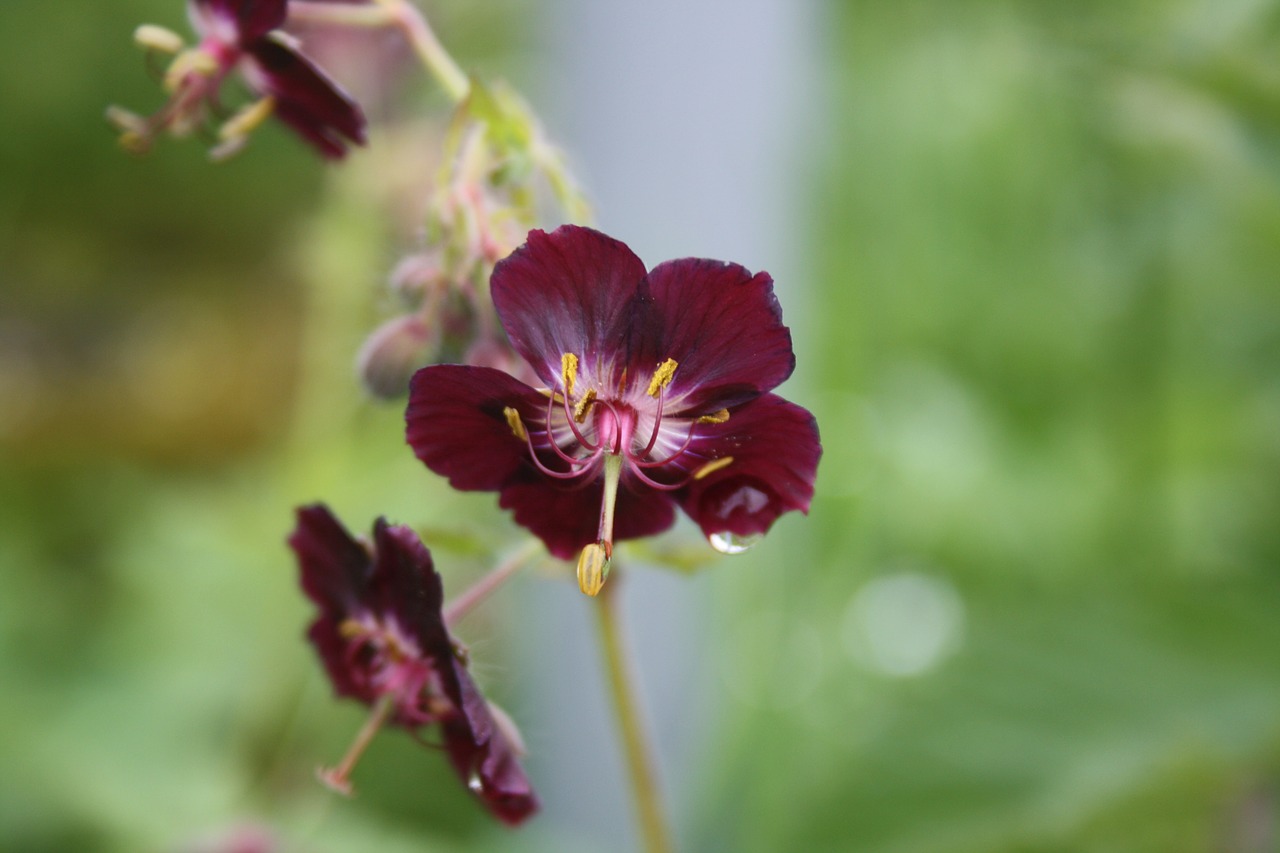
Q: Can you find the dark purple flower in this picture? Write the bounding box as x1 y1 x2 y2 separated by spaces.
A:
289 504 537 825
112 0 365 159
406 225 820 593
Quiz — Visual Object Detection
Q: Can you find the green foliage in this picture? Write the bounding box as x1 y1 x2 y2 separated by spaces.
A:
691 0 1280 850
3 0 1279 850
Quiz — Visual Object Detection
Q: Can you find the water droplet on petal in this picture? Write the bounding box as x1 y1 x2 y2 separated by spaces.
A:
467 769 483 793
709 531 763 555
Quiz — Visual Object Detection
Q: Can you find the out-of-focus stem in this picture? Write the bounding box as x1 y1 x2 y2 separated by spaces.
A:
316 693 395 796
443 538 542 627
288 0 469 102
288 1 391 27
594 578 674 853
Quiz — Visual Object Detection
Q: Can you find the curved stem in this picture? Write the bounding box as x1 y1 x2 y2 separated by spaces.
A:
288 0 469 102
594 579 674 853
443 538 542 627
373 0 469 101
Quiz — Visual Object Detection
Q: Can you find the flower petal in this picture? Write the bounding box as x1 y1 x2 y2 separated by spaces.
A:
491 226 648 384
633 258 795 413
290 505 377 701
440 667 539 825
244 37 367 159
306 614 369 702
499 478 677 559
676 394 821 539
406 365 549 492
191 0 286 44
367 519 448 654
290 504 370 615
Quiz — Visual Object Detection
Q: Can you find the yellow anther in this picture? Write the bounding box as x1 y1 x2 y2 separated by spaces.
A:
693 456 734 480
105 105 148 135
134 23 185 54
573 388 597 423
338 618 364 639
576 542 611 597
697 408 731 424
561 352 579 397
646 358 679 397
218 95 275 142
117 130 152 155
209 136 248 162
503 406 528 442
164 48 218 93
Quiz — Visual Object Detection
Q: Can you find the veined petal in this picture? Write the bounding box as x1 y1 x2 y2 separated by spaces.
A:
676 394 820 539
406 365 548 491
499 479 677 559
634 258 795 413
191 0 286 44
491 226 648 385
243 37 367 159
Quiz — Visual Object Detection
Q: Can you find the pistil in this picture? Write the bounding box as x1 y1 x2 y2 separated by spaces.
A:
577 453 624 596
317 692 397 796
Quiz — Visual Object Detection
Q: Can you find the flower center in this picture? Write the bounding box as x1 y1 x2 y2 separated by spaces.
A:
340 616 451 724
504 352 738 596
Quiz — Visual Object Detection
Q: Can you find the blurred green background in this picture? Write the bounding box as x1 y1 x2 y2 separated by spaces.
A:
3 1 1279 851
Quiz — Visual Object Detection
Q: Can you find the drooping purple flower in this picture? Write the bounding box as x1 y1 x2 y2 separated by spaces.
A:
112 0 366 159
406 225 821 593
289 504 537 825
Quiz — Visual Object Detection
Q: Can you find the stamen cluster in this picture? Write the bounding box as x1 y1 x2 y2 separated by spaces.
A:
109 0 366 159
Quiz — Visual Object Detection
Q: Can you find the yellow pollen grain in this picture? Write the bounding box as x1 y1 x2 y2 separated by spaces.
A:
697 408 731 424
503 406 528 442
574 388 597 423
561 352 579 397
646 358 679 397
693 456 734 480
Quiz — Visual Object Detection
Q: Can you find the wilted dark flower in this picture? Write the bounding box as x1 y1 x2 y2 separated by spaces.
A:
109 0 366 159
406 225 820 594
289 504 537 825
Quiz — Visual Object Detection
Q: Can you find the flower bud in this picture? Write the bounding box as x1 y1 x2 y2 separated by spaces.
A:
388 251 445 305
356 314 437 399
462 337 531 380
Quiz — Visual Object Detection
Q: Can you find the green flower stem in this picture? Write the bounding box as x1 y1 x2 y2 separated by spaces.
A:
443 538 543 627
288 0 469 102
594 578 675 853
